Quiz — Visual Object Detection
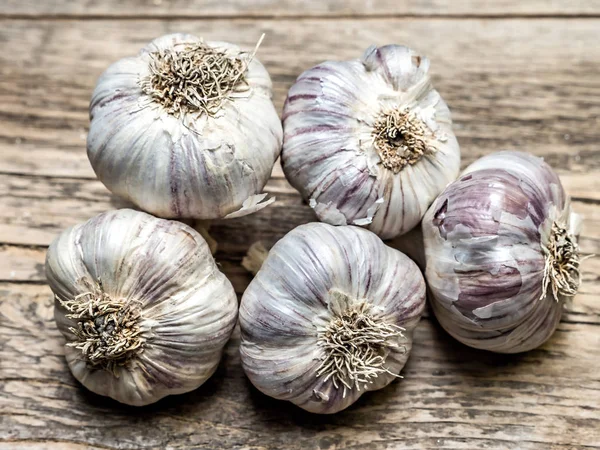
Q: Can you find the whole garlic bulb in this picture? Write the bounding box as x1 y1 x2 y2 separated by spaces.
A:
422 151 582 353
88 33 282 220
239 223 426 413
282 45 460 239
45 209 238 405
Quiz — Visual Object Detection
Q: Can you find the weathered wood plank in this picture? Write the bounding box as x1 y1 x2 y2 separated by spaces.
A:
1 0 600 18
2 9 600 450
0 19 599 178
2 172 599 246
1 283 599 450
4 241 599 328
1 172 598 327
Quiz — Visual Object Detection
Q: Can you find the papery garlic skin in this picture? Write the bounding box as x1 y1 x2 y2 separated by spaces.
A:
88 33 282 220
239 223 425 414
422 151 582 353
282 45 460 239
46 209 238 406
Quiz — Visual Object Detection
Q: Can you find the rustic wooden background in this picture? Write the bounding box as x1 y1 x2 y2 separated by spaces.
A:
1 1 600 449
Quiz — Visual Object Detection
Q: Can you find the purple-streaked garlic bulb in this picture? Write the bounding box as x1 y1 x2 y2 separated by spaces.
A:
281 45 460 240
422 151 583 353
46 209 238 406
239 223 426 414
87 33 282 220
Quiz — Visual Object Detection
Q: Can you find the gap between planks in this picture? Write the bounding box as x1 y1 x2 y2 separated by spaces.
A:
2 13 600 21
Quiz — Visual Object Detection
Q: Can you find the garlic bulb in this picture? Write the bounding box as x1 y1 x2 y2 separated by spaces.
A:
422 151 582 353
281 45 460 239
239 223 426 413
45 209 237 405
87 33 282 220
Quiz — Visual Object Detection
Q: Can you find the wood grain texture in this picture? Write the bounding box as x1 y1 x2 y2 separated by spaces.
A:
1 173 600 449
0 19 599 178
1 3 600 449
2 173 600 303
1 283 599 450
2 0 600 18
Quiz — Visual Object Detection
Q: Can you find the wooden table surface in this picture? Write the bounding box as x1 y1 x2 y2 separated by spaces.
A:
1 1 600 449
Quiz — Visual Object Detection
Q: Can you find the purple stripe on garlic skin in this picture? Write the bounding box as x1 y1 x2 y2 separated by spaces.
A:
239 223 426 414
282 45 460 240
422 151 582 353
87 33 282 220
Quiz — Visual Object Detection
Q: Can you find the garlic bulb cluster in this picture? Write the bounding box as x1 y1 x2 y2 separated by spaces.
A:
239 223 426 413
422 151 582 353
46 209 237 406
88 33 282 220
282 45 460 239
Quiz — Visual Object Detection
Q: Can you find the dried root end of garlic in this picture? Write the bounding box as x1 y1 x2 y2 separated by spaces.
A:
372 107 435 174
59 278 145 375
423 151 584 353
139 40 249 118
239 223 426 414
282 44 460 239
315 290 406 399
541 220 582 302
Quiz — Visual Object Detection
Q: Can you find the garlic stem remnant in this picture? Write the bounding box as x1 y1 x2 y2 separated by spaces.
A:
239 223 425 414
60 279 144 374
373 108 432 173
316 291 405 397
141 42 247 117
241 241 269 276
542 221 581 301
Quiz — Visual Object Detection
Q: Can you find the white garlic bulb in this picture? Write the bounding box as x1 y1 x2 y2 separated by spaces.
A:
422 151 582 353
239 223 426 413
88 33 282 220
45 209 238 405
282 45 460 239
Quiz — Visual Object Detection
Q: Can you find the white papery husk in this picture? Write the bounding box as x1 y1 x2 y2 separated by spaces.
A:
282 45 460 240
423 151 582 353
239 223 426 414
87 33 282 220
46 209 238 406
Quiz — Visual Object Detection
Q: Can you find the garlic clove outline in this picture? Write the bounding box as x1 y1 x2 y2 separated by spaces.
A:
422 151 583 353
87 33 283 220
239 223 426 413
46 209 238 406
282 45 460 240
